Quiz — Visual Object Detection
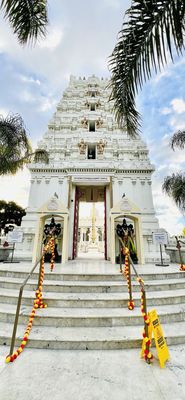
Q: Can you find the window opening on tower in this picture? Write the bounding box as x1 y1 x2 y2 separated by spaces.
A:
89 121 95 132
88 144 96 159
90 104 95 111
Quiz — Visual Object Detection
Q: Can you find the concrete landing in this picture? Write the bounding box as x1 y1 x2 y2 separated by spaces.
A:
0 345 185 400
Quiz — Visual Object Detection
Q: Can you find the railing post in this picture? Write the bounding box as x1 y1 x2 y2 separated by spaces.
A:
9 287 23 356
37 257 43 290
119 241 122 273
142 289 150 364
128 257 133 304
175 236 184 267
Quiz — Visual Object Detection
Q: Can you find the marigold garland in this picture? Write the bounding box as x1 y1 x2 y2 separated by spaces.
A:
50 238 55 272
5 237 54 364
123 247 134 310
180 264 185 271
140 285 153 363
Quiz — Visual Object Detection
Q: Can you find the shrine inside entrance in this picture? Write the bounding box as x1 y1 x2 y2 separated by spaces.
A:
72 185 109 261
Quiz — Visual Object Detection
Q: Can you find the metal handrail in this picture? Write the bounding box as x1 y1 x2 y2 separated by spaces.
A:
9 255 43 356
178 239 185 245
118 236 150 363
175 236 185 268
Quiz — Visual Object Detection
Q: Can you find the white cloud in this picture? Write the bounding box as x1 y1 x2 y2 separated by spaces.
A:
171 98 185 114
152 178 184 235
153 68 172 83
19 74 41 86
170 115 185 131
38 27 63 50
160 107 171 115
39 97 57 112
0 169 30 208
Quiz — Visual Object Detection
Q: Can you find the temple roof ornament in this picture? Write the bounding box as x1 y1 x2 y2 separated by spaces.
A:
31 75 154 174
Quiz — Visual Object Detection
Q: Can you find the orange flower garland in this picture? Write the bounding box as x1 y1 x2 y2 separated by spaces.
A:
50 238 55 272
180 264 185 271
123 247 134 310
139 283 153 363
5 238 54 364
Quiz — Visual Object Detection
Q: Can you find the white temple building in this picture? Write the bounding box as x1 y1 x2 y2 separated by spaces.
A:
16 74 165 265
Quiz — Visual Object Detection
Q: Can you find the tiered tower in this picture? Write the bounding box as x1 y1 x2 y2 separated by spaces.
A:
18 74 162 264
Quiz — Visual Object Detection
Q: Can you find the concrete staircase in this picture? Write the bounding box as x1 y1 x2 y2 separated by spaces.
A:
0 258 185 350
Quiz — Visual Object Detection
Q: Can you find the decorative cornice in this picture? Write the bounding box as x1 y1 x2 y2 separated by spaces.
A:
30 167 153 174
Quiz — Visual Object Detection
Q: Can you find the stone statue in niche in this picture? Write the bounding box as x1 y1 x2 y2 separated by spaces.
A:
116 219 138 264
97 139 106 155
78 139 87 154
96 118 103 129
81 117 88 128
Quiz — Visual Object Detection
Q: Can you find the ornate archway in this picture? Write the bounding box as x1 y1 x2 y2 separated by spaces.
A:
32 196 69 266
110 197 145 264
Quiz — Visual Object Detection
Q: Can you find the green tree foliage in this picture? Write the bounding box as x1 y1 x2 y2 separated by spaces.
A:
109 1 185 136
0 2 48 174
0 200 26 233
0 114 49 175
109 1 185 213
0 0 48 45
163 131 185 212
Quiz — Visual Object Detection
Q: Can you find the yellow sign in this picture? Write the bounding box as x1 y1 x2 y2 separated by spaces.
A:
149 309 170 368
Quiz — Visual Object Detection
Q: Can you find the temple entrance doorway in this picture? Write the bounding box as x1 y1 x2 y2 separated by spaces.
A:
77 202 104 260
72 186 107 260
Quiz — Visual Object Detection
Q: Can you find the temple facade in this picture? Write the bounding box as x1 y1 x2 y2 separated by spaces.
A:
16 74 164 264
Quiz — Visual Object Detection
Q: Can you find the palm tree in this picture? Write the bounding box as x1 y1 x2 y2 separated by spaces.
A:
162 130 185 212
109 1 185 212
109 1 185 137
0 114 49 175
0 0 48 45
0 3 48 173
163 173 185 212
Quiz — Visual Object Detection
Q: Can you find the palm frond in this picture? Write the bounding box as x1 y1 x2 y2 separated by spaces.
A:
1 0 48 45
170 130 185 150
109 0 185 137
162 172 185 211
0 113 32 175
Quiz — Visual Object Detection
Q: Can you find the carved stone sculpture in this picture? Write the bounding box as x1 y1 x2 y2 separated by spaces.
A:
78 139 87 154
96 117 103 128
97 139 106 154
81 117 88 128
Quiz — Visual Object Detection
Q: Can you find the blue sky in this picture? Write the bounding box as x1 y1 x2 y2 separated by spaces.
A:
0 0 184 235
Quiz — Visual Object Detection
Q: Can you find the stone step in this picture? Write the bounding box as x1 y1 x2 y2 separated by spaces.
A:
1 321 185 350
1 303 185 327
0 276 185 293
0 267 185 282
1 287 185 308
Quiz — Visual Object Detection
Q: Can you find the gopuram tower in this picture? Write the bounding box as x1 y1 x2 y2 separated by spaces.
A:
17 75 163 265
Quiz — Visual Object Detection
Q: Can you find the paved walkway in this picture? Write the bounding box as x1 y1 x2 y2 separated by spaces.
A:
0 345 185 400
